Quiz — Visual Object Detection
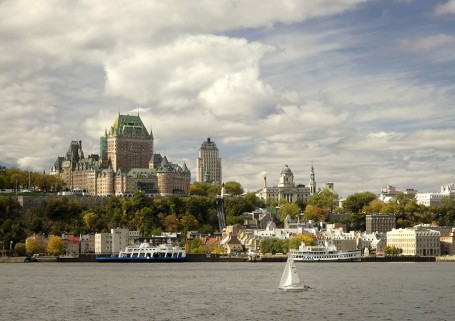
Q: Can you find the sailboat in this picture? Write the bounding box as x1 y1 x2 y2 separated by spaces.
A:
278 256 310 292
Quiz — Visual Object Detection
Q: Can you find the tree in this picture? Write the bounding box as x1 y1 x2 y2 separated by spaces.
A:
385 245 403 256
308 189 337 214
303 204 326 222
363 199 385 214
14 242 26 256
26 237 44 254
344 192 377 214
47 235 64 255
180 213 198 234
279 202 301 221
289 234 316 249
224 181 244 195
163 214 179 232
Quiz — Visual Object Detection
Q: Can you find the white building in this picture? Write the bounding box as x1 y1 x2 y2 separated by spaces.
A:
111 228 129 255
94 233 112 254
95 228 129 255
256 164 311 204
386 226 440 256
416 183 455 206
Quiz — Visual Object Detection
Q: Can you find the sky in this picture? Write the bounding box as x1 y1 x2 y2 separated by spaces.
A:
1 0 455 198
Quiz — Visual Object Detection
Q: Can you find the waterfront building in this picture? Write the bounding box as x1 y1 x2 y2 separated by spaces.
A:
440 228 455 255
111 228 129 255
356 232 386 256
94 233 112 254
366 214 396 234
318 227 357 251
196 137 222 185
61 234 80 255
50 113 190 196
386 226 440 256
256 164 311 204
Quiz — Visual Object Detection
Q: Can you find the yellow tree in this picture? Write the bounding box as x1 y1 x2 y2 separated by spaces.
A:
289 233 317 249
26 237 42 254
47 235 64 255
25 237 41 254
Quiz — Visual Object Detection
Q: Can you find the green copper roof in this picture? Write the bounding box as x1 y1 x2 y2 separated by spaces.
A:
108 113 152 138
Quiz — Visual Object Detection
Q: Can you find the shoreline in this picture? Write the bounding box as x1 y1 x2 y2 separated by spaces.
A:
1 254 454 263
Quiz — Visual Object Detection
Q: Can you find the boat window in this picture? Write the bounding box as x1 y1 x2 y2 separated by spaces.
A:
139 253 145 257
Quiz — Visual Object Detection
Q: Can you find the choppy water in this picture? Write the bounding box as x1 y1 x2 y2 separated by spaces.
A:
0 262 453 321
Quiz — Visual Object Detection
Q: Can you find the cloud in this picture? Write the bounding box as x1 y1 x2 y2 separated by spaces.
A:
401 34 455 51
434 0 455 15
1 0 454 197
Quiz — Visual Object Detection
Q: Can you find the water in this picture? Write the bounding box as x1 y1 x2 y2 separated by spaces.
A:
0 262 453 321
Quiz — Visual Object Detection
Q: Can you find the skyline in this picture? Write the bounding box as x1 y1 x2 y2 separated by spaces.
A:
1 0 455 197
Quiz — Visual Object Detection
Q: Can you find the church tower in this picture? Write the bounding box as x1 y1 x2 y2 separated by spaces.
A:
309 164 317 195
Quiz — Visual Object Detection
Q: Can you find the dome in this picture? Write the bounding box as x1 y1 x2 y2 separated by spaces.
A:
281 164 292 175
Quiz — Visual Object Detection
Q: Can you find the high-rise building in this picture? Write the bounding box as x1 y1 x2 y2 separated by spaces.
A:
196 137 222 185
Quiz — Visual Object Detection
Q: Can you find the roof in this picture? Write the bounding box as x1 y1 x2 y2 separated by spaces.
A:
108 114 152 138
200 137 218 150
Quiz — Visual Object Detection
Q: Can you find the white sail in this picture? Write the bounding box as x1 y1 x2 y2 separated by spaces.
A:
278 256 302 289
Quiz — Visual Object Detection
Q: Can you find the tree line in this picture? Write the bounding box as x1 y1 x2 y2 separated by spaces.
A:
1 167 455 254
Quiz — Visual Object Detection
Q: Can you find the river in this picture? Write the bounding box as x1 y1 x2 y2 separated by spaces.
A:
0 262 453 321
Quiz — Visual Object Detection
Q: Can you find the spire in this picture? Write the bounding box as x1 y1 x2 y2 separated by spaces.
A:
309 163 316 195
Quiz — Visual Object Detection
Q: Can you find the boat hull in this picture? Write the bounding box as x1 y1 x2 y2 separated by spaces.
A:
291 249 361 262
96 256 186 263
278 285 310 292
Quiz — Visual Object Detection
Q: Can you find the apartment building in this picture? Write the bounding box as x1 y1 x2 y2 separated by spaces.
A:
387 226 440 256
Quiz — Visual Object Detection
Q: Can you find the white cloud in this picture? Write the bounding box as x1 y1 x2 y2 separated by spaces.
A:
401 34 455 51
1 0 454 197
434 0 455 15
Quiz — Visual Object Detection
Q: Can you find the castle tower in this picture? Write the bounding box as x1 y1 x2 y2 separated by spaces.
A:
196 137 222 185
101 113 153 172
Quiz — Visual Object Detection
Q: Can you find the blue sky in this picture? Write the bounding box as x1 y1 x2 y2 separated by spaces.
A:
1 0 454 197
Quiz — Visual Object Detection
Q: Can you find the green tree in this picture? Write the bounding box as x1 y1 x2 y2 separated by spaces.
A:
344 192 377 214
224 181 244 195
308 189 337 215
14 242 26 256
260 238 287 254
279 202 301 221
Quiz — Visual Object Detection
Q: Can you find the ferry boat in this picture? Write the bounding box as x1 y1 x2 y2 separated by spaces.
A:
289 242 361 262
96 242 186 263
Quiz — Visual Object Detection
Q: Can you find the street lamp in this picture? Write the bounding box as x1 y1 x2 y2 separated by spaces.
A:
10 241 13 250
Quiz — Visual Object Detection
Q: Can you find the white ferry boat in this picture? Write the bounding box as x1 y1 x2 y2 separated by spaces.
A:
289 242 361 262
96 242 186 263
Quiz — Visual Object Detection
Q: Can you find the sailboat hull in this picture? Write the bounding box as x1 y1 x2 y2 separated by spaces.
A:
278 285 309 292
